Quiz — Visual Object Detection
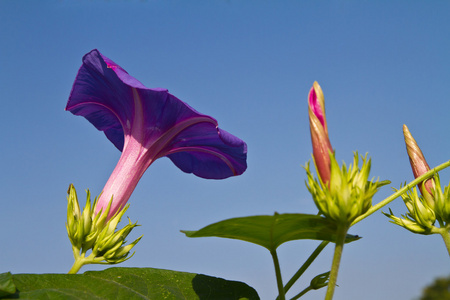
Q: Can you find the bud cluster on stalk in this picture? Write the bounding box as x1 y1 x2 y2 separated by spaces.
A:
385 176 450 234
66 184 142 264
306 82 386 226
384 125 450 234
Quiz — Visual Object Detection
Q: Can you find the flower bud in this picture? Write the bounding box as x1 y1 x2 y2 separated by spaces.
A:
310 271 330 290
403 125 435 208
66 184 82 248
113 239 141 258
309 82 333 184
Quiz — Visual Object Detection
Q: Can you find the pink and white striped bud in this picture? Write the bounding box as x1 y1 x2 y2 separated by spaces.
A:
308 82 333 184
403 124 434 208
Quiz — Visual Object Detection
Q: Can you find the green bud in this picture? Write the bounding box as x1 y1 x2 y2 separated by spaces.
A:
432 175 450 224
412 191 435 228
97 222 130 254
81 190 92 238
100 219 141 264
93 204 129 254
114 236 142 257
310 271 330 290
66 184 82 248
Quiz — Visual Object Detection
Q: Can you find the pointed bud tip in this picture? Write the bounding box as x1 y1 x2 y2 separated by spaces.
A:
402 124 432 196
403 124 412 138
67 183 75 194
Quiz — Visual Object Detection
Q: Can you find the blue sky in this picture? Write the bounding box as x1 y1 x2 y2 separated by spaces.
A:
1 1 450 299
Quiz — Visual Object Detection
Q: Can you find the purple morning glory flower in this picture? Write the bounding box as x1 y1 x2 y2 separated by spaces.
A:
66 49 247 218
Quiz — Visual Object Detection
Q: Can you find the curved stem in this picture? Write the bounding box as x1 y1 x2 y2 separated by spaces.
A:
324 225 348 300
68 251 108 274
438 227 450 257
271 250 285 300
352 159 450 226
291 286 312 300
281 241 329 297
68 256 87 274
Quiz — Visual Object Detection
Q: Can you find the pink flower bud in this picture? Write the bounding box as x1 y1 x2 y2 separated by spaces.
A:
308 82 333 184
403 124 434 205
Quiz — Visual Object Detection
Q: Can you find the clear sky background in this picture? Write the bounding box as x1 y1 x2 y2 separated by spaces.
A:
1 1 450 299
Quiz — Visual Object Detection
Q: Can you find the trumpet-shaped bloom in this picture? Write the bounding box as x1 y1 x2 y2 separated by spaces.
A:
66 50 247 218
308 82 333 183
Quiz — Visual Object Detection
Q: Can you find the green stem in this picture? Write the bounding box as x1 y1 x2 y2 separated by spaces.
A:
352 159 450 226
438 227 450 257
281 241 329 297
68 256 87 274
68 250 100 274
324 225 348 300
271 250 285 300
291 286 312 300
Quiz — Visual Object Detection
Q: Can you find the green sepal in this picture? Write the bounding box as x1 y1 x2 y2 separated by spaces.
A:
384 182 439 235
305 152 386 226
382 208 434 235
385 174 450 234
432 175 450 224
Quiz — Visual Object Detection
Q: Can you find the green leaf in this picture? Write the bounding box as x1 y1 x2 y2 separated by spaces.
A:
0 272 16 297
182 213 360 251
0 267 259 299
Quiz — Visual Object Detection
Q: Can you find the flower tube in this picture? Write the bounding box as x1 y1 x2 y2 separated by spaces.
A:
66 50 247 218
308 82 333 184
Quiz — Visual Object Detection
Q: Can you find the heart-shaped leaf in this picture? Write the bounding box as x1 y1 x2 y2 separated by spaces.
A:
182 213 360 251
0 267 259 299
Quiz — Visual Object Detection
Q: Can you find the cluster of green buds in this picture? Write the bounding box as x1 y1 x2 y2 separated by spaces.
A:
384 125 450 234
306 82 386 226
66 184 142 274
384 185 436 234
306 152 385 226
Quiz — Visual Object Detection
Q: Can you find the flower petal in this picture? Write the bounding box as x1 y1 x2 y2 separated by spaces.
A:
66 49 138 150
66 49 247 180
166 126 248 179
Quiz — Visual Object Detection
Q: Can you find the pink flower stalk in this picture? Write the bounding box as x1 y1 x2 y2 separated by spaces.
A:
66 50 247 219
308 82 333 184
403 124 434 200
